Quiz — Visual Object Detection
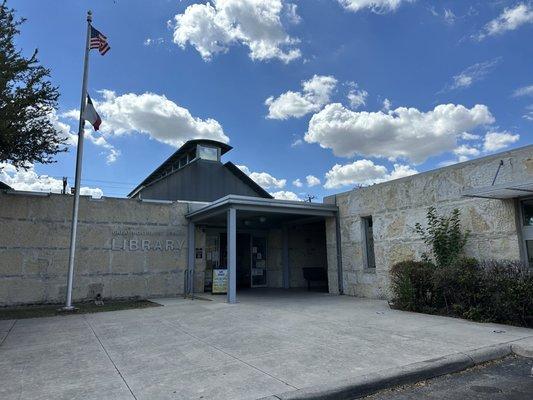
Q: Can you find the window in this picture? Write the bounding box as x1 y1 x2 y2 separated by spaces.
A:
197 145 219 161
526 241 533 269
522 200 533 226
521 200 533 268
362 216 376 269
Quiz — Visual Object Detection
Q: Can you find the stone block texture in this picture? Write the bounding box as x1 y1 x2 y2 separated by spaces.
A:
0 193 192 305
325 145 533 299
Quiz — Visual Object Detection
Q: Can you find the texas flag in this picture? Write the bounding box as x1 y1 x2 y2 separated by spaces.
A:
82 94 102 131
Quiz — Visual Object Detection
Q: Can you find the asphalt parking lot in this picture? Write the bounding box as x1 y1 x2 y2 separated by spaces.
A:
363 356 533 400
1 289 532 400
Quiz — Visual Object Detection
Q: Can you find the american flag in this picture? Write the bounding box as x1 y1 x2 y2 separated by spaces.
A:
90 26 110 55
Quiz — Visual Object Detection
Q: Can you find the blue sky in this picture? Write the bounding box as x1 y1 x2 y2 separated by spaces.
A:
3 0 532 200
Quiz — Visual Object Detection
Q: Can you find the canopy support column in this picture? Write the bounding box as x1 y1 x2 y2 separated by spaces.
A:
187 221 195 297
227 208 237 304
282 226 290 289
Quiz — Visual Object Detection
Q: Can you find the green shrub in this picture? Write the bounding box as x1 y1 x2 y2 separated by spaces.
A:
432 257 479 314
390 260 436 312
475 260 533 326
390 208 533 327
415 207 469 268
389 258 533 327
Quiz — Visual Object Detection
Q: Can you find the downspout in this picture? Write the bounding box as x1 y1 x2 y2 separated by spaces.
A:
334 194 344 295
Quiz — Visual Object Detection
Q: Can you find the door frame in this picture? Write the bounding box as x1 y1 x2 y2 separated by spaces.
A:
517 197 533 268
250 234 268 288
210 228 269 288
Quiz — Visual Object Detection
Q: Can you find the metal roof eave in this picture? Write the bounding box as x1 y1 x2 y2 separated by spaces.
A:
186 194 338 222
462 180 533 200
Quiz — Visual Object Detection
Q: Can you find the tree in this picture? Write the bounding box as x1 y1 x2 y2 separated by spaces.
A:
0 0 65 169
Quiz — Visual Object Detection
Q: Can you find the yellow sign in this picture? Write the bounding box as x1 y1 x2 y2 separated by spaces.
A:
212 269 228 294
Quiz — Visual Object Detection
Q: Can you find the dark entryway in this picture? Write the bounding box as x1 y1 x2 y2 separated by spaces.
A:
186 195 339 303
219 233 252 289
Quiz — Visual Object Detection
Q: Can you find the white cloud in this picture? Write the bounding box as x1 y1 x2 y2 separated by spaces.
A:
144 37 165 46
265 75 337 119
523 105 533 121
477 3 533 40
445 58 500 91
292 178 303 187
324 159 417 189
306 174 321 187
461 132 481 140
65 90 229 150
171 0 301 63
0 163 103 198
443 9 456 25
53 108 120 164
270 190 301 201
305 103 494 164
48 109 77 147
347 84 368 110
513 85 533 97
338 0 414 13
453 144 480 162
285 3 301 24
85 130 121 164
237 164 286 189
483 131 520 152
387 163 419 180
382 98 391 111
291 137 303 147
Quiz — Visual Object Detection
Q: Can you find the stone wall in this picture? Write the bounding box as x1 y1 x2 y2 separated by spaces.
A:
325 145 533 299
0 192 192 306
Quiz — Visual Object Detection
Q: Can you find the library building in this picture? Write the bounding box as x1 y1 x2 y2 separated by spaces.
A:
0 140 532 305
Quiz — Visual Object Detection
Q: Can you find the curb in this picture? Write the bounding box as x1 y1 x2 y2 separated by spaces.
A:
511 337 533 358
258 344 515 400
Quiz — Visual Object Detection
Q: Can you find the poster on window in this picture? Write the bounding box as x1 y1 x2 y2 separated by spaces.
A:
212 269 228 294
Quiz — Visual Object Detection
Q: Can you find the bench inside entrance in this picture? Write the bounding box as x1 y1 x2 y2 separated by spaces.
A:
302 267 328 291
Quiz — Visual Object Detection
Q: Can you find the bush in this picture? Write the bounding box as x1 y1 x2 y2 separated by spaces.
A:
390 207 533 327
390 258 533 327
415 207 469 268
474 260 533 326
390 260 436 313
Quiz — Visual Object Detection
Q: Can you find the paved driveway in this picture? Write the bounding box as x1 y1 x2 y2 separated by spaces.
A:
1 290 532 400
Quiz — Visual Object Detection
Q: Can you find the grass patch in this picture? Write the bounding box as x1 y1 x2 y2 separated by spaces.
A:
0 299 161 320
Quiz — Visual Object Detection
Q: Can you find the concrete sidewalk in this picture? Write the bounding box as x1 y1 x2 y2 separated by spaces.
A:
1 290 532 400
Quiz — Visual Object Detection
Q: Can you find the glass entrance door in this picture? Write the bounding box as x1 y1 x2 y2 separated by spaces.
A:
251 236 267 287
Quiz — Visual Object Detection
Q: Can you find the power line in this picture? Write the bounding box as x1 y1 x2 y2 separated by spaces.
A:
49 175 137 186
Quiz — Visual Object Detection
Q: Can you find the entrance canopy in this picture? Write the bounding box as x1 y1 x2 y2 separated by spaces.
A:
185 195 338 303
462 180 533 199
186 195 338 223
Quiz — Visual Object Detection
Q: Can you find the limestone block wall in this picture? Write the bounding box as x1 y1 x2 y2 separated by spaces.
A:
325 145 533 299
0 192 193 306
325 216 340 295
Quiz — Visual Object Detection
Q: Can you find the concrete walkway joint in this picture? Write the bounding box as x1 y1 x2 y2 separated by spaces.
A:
1 290 532 400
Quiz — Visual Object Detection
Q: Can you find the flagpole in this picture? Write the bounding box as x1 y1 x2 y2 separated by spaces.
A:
63 10 92 310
